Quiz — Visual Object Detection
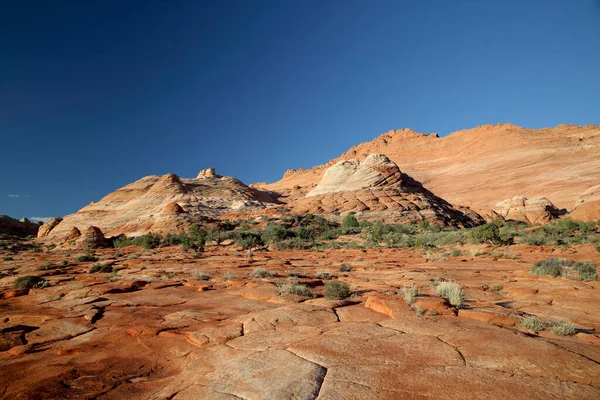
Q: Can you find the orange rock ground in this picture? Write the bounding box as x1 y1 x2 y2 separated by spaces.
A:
1 242 599 399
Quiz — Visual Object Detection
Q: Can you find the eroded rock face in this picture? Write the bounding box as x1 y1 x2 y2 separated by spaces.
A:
307 154 402 197
77 226 106 249
495 196 562 224
293 154 483 227
43 172 278 239
0 215 41 237
570 184 600 221
197 168 220 179
37 217 63 238
260 124 600 217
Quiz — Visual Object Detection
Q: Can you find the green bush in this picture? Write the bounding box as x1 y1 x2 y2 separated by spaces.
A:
234 231 263 249
75 254 98 262
315 270 332 280
530 258 598 280
38 262 53 271
251 267 271 278
552 320 576 336
341 213 360 234
468 223 502 246
278 283 315 298
191 271 211 280
13 275 46 289
274 237 312 250
324 280 351 299
339 263 353 272
400 286 420 305
435 281 465 308
261 223 293 244
89 263 114 273
132 233 161 249
521 316 544 334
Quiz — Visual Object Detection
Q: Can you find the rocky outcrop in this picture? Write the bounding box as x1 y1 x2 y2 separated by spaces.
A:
260 124 600 217
37 217 63 238
42 171 278 239
307 154 402 197
570 184 600 221
0 215 41 237
197 168 220 179
292 154 483 227
77 226 106 249
494 196 562 224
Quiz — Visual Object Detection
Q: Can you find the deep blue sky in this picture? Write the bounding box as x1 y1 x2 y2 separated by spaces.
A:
2 1 600 220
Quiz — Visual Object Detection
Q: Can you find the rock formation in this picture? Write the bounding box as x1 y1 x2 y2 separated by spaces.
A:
260 124 600 219
37 217 62 238
291 154 483 227
42 169 279 239
570 184 600 221
0 215 41 237
494 196 562 224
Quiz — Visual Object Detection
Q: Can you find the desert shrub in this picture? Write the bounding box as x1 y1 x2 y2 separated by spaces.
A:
450 249 463 257
413 305 426 316
38 262 53 270
278 283 315 298
112 234 133 248
384 233 415 248
489 284 503 292
324 280 351 299
234 231 263 249
162 233 187 247
400 286 420 305
521 316 544 334
13 275 46 289
339 263 353 272
468 223 503 246
3 256 14 261
415 231 465 247
529 257 567 277
530 258 598 280
570 260 598 280
222 273 237 280
341 213 360 234
251 267 271 278
274 237 312 250
89 263 114 273
435 281 465 308
552 320 576 336
315 270 332 280
191 271 211 281
59 260 69 267
261 223 293 244
520 231 548 246
295 225 315 241
75 254 98 262
132 233 161 249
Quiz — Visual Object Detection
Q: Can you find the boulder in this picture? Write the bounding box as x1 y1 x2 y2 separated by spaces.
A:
77 226 107 249
37 217 63 238
494 196 561 224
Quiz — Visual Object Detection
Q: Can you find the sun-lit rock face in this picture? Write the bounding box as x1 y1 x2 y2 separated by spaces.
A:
42 172 278 239
307 154 402 197
260 124 600 219
570 184 600 221
494 196 562 224
294 154 483 227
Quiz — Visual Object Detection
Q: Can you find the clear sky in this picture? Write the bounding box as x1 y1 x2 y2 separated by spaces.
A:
1 0 600 220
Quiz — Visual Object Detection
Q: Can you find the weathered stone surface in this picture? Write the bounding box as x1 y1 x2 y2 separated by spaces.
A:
24 318 94 345
495 196 562 224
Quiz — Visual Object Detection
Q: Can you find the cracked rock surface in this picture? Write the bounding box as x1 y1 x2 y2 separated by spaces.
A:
1 243 600 399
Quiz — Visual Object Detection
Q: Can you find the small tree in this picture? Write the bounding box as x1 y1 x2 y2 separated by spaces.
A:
341 213 360 234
